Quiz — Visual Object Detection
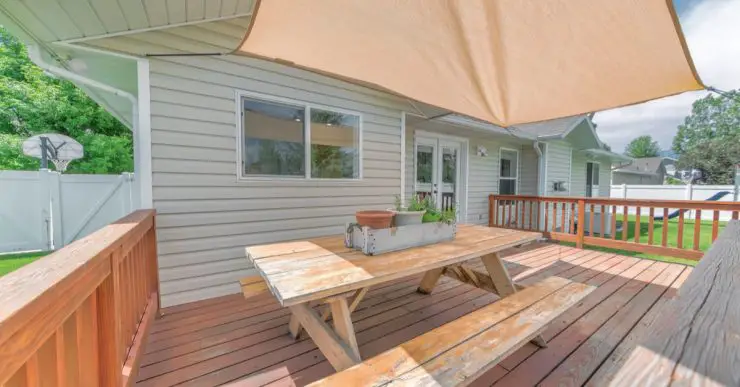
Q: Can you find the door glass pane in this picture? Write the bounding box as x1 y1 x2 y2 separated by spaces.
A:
242 98 305 176
416 144 434 200
441 146 458 212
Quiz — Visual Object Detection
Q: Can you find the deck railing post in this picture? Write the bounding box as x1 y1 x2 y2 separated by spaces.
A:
97 248 123 386
489 195 495 227
577 199 586 248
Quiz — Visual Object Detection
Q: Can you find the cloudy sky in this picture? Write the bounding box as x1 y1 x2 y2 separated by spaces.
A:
593 0 740 153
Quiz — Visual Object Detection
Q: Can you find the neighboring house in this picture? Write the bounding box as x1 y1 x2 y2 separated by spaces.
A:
1 4 627 306
613 157 675 185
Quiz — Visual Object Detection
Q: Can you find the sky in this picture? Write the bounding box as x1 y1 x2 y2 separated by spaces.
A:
593 0 740 153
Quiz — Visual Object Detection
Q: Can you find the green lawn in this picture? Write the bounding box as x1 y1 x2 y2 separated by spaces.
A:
0 251 48 276
566 214 725 267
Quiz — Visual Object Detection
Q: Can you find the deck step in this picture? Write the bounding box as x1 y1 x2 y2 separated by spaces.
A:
310 276 594 386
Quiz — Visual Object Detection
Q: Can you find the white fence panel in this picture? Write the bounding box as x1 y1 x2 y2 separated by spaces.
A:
0 171 50 252
58 173 135 246
610 184 737 221
0 170 135 253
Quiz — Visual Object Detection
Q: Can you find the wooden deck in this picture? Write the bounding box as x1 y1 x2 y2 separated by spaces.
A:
134 243 692 386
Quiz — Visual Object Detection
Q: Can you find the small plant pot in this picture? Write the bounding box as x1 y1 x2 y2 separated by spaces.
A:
422 212 442 223
355 210 395 229
393 210 425 226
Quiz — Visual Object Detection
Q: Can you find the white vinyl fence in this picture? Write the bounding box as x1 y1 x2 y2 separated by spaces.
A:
0 170 137 253
610 184 738 221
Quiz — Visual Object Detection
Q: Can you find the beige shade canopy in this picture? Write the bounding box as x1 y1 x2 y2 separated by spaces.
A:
237 0 703 127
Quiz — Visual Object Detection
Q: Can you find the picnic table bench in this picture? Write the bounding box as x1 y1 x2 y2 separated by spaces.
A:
242 224 594 385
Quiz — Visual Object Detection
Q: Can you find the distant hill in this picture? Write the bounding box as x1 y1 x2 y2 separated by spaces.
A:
658 150 679 160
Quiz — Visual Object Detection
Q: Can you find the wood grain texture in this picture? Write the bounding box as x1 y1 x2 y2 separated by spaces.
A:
662 208 669 247
131 243 695 386
329 298 360 359
417 268 445 294
0 210 158 386
308 277 592 386
648 207 655 245
610 220 740 386
289 303 360 371
248 225 541 307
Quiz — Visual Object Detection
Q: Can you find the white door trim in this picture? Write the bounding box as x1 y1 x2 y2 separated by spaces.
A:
413 130 469 222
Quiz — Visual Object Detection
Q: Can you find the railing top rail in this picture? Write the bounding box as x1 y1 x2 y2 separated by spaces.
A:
0 209 155 346
490 194 740 210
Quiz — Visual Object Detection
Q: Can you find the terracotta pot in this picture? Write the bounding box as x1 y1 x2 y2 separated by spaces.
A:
356 210 395 229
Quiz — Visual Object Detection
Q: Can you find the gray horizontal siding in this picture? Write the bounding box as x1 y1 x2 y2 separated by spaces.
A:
143 45 406 306
545 141 572 197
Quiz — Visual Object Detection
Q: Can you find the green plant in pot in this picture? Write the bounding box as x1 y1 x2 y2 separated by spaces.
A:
420 195 442 223
391 195 426 226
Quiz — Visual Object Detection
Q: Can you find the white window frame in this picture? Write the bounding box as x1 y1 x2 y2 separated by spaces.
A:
235 90 363 181
499 147 520 195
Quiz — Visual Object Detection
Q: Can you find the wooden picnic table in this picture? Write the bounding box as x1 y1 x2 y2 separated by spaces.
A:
246 224 542 371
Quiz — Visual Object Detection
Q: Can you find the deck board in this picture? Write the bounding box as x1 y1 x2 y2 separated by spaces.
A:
135 243 693 387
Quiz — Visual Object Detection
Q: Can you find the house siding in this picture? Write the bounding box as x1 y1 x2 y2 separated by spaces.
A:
544 141 572 196
403 121 537 226
146 54 407 306
570 152 613 197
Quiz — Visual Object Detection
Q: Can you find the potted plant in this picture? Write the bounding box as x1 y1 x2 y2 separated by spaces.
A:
355 210 395 229
391 195 426 226
420 196 442 223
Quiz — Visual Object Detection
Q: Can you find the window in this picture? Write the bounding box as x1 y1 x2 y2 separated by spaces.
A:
499 149 518 195
586 162 600 197
240 95 361 179
310 109 360 179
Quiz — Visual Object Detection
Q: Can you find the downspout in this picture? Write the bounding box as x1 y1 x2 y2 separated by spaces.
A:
27 45 146 208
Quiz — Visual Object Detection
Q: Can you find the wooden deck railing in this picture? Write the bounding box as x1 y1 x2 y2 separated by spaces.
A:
0 210 159 386
489 194 740 260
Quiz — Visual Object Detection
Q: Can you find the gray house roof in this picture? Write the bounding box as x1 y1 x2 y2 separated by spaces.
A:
614 157 670 176
513 115 587 139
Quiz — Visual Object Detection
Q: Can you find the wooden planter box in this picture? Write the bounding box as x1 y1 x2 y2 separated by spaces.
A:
345 222 457 255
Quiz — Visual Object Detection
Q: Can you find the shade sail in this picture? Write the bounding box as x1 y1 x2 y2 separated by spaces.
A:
237 0 703 127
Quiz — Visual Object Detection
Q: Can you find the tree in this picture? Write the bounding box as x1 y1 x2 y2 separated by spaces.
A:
624 135 661 158
673 90 740 184
0 26 132 173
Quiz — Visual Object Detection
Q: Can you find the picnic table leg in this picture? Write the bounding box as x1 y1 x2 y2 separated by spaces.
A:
417 267 445 294
329 297 360 359
292 288 369 340
289 302 361 372
481 252 548 348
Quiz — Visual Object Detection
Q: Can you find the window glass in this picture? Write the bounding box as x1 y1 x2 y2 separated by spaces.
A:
500 150 518 178
593 163 600 185
242 98 305 176
499 149 518 195
500 179 517 195
310 109 360 178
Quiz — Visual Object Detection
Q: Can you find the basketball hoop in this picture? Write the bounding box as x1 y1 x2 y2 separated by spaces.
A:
22 133 84 173
51 159 71 172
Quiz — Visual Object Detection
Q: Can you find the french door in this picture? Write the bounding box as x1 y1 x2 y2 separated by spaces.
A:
414 136 463 215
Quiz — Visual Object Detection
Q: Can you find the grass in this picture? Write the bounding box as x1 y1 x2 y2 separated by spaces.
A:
563 214 726 267
0 251 48 276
